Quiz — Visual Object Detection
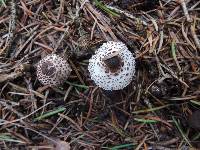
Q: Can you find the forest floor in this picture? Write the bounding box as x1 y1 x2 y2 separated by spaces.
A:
0 0 200 149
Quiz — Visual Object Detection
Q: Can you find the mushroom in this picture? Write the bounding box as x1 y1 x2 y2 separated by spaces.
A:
88 41 135 90
36 54 72 86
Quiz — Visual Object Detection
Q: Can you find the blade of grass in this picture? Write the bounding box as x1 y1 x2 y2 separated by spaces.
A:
134 118 158 124
190 100 200 106
0 134 24 143
102 143 136 150
132 104 172 114
171 40 177 60
171 39 181 71
34 107 66 121
0 0 6 7
172 116 192 147
192 133 200 141
93 0 120 17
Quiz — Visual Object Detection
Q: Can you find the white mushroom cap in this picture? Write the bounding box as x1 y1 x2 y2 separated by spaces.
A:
36 54 72 86
88 41 135 90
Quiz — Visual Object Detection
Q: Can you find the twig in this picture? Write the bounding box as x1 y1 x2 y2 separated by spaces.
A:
106 5 148 26
135 135 148 150
3 0 16 57
190 19 200 50
0 100 23 117
0 101 52 126
181 23 196 50
0 72 23 83
59 113 83 131
68 59 85 85
178 0 192 22
14 25 40 58
81 0 117 41
54 26 70 52
149 137 179 146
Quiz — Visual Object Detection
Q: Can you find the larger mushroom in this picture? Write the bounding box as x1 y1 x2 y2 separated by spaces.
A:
88 41 135 90
36 54 72 86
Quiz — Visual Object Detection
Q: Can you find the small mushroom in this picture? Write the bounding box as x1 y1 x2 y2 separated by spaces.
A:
36 54 71 86
88 41 135 90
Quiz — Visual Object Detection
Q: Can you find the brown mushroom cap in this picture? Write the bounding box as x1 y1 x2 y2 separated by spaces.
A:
36 54 71 86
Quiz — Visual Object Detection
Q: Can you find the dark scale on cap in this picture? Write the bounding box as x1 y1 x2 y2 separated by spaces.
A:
40 61 56 77
103 56 123 74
